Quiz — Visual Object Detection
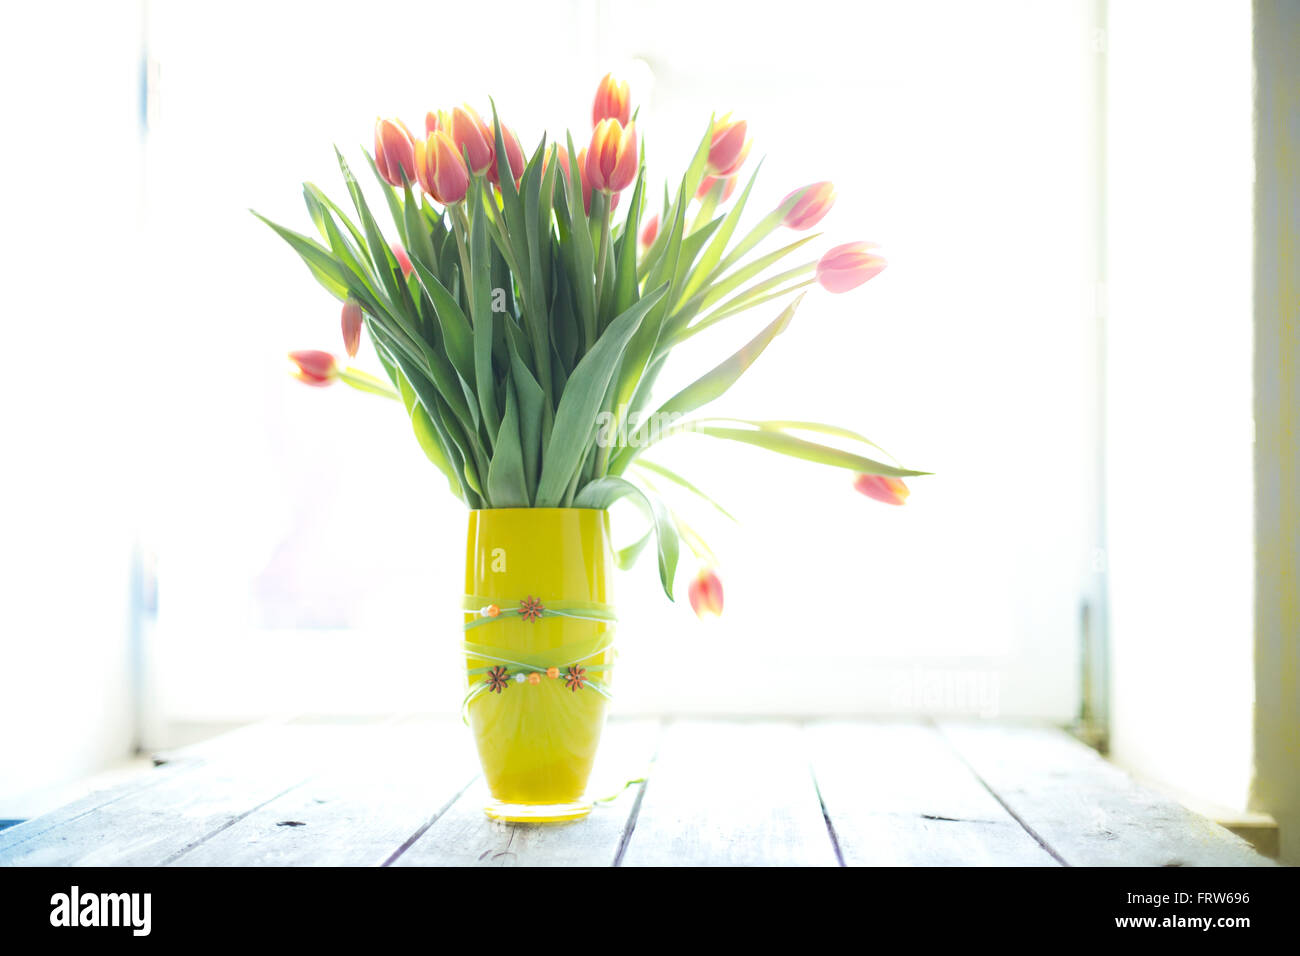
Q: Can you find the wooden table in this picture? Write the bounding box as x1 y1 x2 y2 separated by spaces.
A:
0 718 1274 867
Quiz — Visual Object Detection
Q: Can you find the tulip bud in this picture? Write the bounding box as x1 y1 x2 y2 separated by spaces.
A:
688 568 725 619
816 242 887 293
591 72 631 128
853 474 910 506
449 105 494 174
547 144 571 180
341 298 363 358
586 119 638 194
425 111 445 137
783 181 836 231
696 174 738 202
486 122 525 187
570 147 619 216
288 350 339 387
374 118 417 188
391 244 413 279
707 117 751 177
415 129 471 205
640 214 659 248
575 147 592 214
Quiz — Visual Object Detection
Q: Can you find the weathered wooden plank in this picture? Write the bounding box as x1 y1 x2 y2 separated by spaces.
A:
0 761 200 857
808 721 1058 866
619 720 838 867
0 721 376 866
938 721 1276 867
0 719 296 857
392 719 660 867
172 716 478 866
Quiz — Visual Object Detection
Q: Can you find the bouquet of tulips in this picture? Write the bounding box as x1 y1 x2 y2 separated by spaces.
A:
260 73 924 606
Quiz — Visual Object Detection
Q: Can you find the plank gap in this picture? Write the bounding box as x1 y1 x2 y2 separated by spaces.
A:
611 717 667 867
158 775 317 866
930 718 1071 867
808 736 847 867
380 773 480 867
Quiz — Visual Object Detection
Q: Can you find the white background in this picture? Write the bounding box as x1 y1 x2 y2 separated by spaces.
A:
140 0 1101 724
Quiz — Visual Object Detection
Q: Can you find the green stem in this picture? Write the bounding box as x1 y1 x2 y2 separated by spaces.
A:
593 194 612 325
338 367 401 399
676 277 817 344
451 202 474 312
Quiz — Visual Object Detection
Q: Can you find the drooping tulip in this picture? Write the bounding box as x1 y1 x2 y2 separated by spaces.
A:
341 298 363 358
586 119 638 194
288 350 339 387
449 105 495 174
696 174 737 202
591 72 631 128
391 244 413 278
374 118 417 187
815 242 887 293
415 129 471 205
486 122 525 187
853 474 910 506
640 214 659 248
688 568 725 619
783 181 836 230
707 117 751 177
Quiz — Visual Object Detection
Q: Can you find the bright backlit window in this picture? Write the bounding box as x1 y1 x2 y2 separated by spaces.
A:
141 0 1106 724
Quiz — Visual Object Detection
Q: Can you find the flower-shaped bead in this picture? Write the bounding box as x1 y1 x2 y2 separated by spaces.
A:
519 596 545 622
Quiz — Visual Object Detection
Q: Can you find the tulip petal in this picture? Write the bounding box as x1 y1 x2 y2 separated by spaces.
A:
853 473 910 505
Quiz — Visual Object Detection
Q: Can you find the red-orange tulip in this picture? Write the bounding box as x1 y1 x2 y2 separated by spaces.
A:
688 568 725 619
586 119 638 194
449 105 494 174
424 111 446 137
591 72 631 128
391 244 413 279
547 144 571 180
341 298 363 358
486 122 525 187
288 350 339 387
853 474 910 506
816 241 887 293
575 146 593 213
374 118 417 188
783 181 836 230
415 129 470 205
707 117 751 177
640 214 659 248
568 147 618 215
696 174 737 201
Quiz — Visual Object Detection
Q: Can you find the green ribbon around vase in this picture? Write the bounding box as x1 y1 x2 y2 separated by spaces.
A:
460 595 618 720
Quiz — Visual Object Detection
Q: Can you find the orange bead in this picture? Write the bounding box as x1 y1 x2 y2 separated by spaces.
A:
546 667 559 680
527 672 541 685
485 604 500 617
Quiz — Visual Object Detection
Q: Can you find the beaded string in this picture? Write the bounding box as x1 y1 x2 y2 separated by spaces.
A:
460 595 617 719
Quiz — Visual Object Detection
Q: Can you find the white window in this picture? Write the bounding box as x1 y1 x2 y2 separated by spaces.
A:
139 0 1106 727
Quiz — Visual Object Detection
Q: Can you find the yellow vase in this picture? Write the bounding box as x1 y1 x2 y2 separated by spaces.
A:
463 507 614 822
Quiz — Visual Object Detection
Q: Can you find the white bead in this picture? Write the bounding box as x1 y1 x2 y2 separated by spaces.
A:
514 673 526 683
480 605 493 617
